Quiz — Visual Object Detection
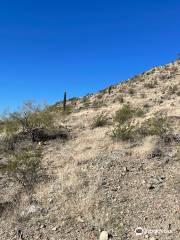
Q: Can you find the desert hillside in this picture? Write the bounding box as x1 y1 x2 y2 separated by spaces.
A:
0 60 180 240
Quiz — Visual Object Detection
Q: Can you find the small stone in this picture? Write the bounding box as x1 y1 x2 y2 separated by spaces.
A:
40 224 46 229
77 216 84 223
144 233 149 239
52 226 58 231
27 205 40 214
99 230 113 240
99 231 108 240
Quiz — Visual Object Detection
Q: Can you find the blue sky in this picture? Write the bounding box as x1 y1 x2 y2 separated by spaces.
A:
0 0 180 113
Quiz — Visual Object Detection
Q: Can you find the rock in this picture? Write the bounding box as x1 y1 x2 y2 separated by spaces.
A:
52 226 58 231
27 204 41 214
99 230 113 240
40 224 46 229
144 233 149 239
149 147 162 159
77 216 84 223
99 231 108 240
20 204 41 217
32 127 69 142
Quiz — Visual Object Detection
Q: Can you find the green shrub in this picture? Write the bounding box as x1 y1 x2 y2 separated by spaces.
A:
61 105 73 115
114 105 135 124
168 85 178 95
6 102 54 141
128 88 135 95
0 116 22 152
0 102 55 146
1 115 20 136
92 114 108 128
0 147 44 202
118 96 124 103
138 117 171 137
0 135 17 153
112 123 135 141
114 105 144 124
135 108 145 117
69 97 79 102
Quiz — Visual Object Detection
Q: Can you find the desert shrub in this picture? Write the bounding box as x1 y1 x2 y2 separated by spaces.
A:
92 100 104 108
114 105 135 124
144 81 157 89
69 97 79 102
128 88 135 95
135 108 145 117
92 114 108 128
112 123 136 141
0 147 45 202
0 117 22 152
0 135 18 153
140 93 146 98
5 102 54 141
118 96 124 103
168 85 178 95
32 127 69 142
2 115 20 136
138 117 171 137
82 96 91 107
143 103 150 108
177 91 180 96
61 105 73 115
114 105 144 124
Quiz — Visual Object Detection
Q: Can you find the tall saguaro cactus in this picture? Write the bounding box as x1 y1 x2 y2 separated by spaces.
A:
63 91 67 111
108 86 112 95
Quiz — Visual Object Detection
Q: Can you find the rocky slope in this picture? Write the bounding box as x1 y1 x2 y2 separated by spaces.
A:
0 60 180 240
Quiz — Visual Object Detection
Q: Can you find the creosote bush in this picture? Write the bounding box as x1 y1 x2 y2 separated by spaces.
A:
114 105 135 124
112 123 135 141
128 88 135 95
92 114 108 128
168 85 178 95
138 116 171 137
114 104 144 124
1 101 54 142
0 147 45 202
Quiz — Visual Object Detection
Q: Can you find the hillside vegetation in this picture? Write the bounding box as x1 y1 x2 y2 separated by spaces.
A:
0 60 180 240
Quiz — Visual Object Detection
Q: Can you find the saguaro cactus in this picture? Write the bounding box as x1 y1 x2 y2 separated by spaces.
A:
108 86 112 95
63 91 67 111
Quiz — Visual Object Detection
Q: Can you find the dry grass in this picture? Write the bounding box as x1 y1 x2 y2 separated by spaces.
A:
0 60 180 240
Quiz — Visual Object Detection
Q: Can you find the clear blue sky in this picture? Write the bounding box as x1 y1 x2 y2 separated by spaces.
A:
0 0 180 113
